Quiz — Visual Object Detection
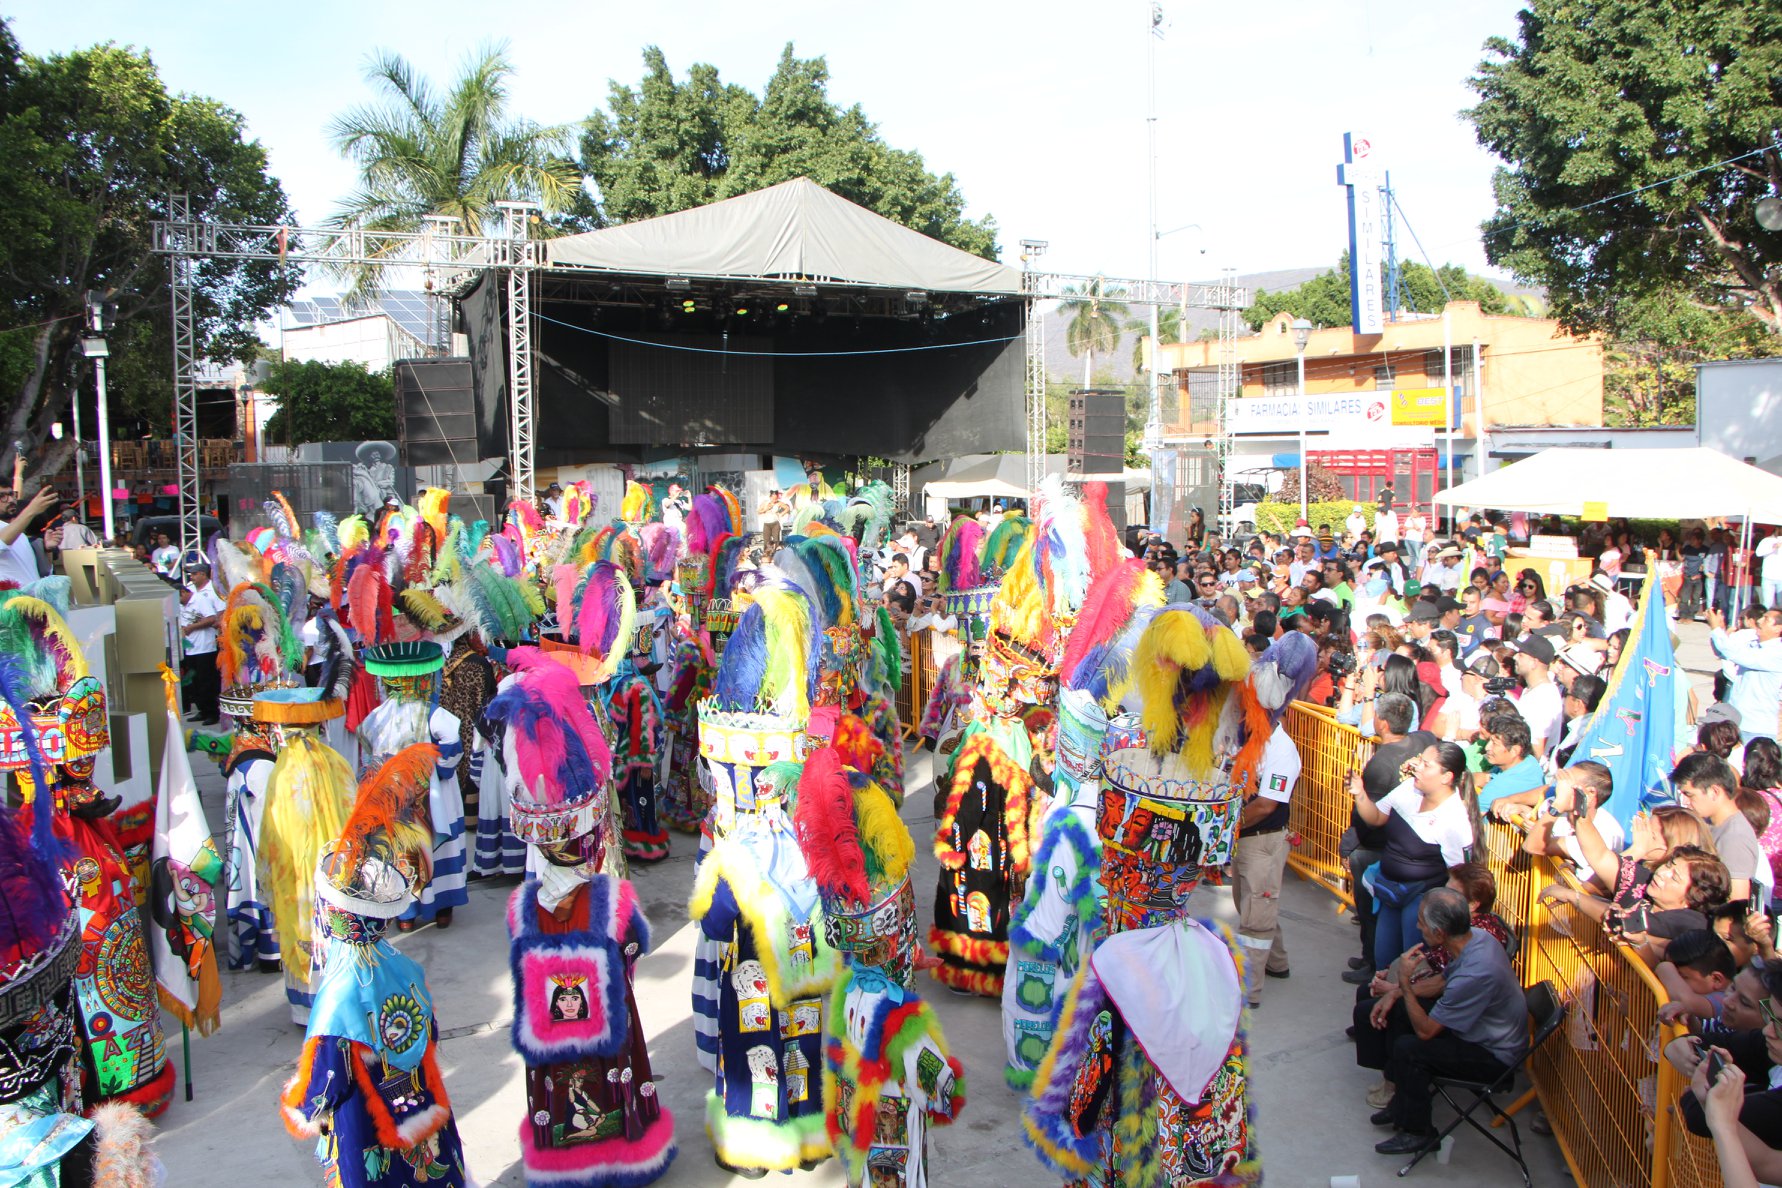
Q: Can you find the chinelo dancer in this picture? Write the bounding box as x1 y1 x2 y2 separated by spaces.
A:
486 646 676 1188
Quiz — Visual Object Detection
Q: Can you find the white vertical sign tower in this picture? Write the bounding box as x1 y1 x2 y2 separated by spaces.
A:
1338 134 1385 335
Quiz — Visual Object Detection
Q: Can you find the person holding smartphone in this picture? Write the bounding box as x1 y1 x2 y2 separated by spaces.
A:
0 483 56 585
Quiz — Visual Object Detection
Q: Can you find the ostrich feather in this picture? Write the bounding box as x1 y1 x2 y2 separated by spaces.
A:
312 510 341 556
507 500 544 534
266 491 300 541
347 560 395 646
316 615 357 702
486 649 612 798
710 485 743 535
89 1101 159 1188
938 517 986 593
795 746 870 903
1081 481 1121 576
754 587 813 721
1061 558 1145 689
553 563 581 629
337 514 370 554
640 523 676 581
982 514 1030 578
701 532 735 598
418 488 450 543
875 604 901 693
619 480 650 524
709 601 767 713
686 493 728 556
18 577 71 615
398 588 453 633
339 743 439 887
0 654 53 853
791 538 844 628
489 534 522 577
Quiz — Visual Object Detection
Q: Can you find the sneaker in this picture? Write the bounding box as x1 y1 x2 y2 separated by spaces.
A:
1366 1081 1395 1109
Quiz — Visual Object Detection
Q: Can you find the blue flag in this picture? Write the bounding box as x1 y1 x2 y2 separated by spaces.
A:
1576 577 1681 829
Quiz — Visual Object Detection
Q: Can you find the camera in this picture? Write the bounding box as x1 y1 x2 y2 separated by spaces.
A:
1328 650 1357 678
1484 675 1518 695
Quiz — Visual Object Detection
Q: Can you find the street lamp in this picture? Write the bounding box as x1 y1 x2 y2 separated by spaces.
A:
1291 318 1313 521
83 289 116 541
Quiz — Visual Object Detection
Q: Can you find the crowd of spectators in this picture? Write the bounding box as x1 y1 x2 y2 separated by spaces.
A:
1115 499 1782 1168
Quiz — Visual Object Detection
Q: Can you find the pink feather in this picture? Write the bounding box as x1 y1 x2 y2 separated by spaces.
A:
507 646 613 788
955 520 985 590
576 564 620 656
553 564 581 632
1061 557 1145 684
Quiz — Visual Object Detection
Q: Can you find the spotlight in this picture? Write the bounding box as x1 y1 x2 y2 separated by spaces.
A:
775 302 790 313
734 303 750 317
681 299 696 313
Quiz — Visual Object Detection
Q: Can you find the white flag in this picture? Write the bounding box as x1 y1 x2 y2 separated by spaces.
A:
149 691 223 1035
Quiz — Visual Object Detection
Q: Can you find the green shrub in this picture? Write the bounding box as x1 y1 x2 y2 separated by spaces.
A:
1254 500 1375 537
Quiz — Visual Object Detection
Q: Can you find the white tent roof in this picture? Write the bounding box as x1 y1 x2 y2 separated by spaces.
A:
1433 446 1782 522
545 177 1020 294
919 455 1039 500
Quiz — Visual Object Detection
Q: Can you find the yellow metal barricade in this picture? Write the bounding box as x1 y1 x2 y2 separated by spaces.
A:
1283 702 1373 907
1281 703 1717 1188
896 628 921 739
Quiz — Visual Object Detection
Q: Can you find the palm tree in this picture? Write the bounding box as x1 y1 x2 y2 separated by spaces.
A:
326 43 582 296
1058 278 1129 388
1128 306 1185 373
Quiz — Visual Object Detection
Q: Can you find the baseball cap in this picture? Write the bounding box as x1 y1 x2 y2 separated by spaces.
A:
1699 701 1743 729
1407 602 1442 623
1465 651 1502 678
1517 634 1556 665
1435 596 1463 616
1556 645 1603 676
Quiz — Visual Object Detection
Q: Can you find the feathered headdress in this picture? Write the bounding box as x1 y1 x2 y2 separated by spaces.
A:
794 744 914 908
565 561 636 685
619 480 654 525
685 492 731 557
1130 605 1251 773
936 516 986 594
1226 631 1319 800
316 743 438 918
639 522 680 583
311 614 358 704
417 488 450 545
709 585 816 722
218 582 301 689
1061 557 1152 691
982 513 1031 580
485 648 613 844
840 482 895 552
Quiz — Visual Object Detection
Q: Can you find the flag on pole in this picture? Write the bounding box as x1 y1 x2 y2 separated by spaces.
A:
1573 574 1681 830
150 666 223 1035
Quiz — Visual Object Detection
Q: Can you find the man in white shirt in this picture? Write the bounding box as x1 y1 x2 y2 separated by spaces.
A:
1233 720 1301 1006
1758 530 1782 609
0 486 54 587
1373 504 1400 545
542 482 564 519
180 561 226 726
1288 539 1318 586
151 532 181 578
1424 545 1464 594
1512 633 1564 757
1590 572 1635 633
1346 505 1368 538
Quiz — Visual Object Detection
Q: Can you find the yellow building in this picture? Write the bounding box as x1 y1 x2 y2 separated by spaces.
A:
1149 300 1604 508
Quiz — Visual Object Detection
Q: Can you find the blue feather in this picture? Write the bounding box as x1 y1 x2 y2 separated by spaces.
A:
710 604 768 712
0 653 57 860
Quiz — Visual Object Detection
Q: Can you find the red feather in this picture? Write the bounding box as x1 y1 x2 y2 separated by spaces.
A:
703 532 735 597
347 553 395 646
1061 557 1145 685
794 746 871 904
1082 481 1121 579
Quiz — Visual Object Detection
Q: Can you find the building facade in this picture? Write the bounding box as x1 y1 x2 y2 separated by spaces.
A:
1152 300 1605 514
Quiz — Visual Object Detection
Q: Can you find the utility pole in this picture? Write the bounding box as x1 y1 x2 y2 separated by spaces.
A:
1146 1 1166 537
82 291 115 541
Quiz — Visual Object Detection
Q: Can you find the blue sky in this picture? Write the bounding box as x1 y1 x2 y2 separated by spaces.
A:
10 0 1529 288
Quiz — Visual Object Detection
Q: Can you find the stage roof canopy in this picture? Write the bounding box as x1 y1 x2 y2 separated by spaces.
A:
544 177 1021 294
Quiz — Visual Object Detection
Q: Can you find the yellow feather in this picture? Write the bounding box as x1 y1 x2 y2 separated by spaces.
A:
1132 609 1211 755
1209 626 1252 682
856 780 915 885
1133 569 1166 607
257 735 355 974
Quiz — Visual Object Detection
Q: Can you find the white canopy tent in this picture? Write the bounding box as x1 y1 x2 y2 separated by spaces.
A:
546 177 1022 294
1432 446 1782 524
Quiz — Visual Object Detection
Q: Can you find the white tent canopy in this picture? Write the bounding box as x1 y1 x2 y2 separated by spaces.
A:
918 454 1046 500
545 177 1021 294
1433 446 1782 523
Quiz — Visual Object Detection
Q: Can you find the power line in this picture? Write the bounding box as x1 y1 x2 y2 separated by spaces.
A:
535 312 1021 358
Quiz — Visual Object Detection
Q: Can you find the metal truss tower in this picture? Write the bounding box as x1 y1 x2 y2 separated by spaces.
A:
166 194 203 561
1215 267 1242 530
1019 240 1050 498
497 202 540 506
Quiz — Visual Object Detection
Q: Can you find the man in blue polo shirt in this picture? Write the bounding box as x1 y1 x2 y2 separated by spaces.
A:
1479 713 1548 816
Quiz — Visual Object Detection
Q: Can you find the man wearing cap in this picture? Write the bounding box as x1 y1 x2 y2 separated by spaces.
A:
1404 598 1441 645
543 481 564 519
1511 633 1564 757
1592 571 1635 633
180 561 224 726
1707 606 1782 743
1346 504 1368 538
1373 541 1407 590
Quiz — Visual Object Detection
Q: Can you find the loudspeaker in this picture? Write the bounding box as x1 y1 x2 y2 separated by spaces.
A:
395 358 497 466
1069 389 1125 476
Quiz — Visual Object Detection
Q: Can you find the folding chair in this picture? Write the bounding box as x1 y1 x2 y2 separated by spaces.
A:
1398 979 1565 1185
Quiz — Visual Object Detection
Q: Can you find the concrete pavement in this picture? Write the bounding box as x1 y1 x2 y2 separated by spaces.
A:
155 724 1597 1187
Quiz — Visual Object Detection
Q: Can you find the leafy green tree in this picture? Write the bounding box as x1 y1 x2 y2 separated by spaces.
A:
260 360 397 445
1058 280 1129 388
0 24 296 483
327 43 582 294
579 45 998 258
1244 254 1511 331
1601 295 1780 426
1466 0 1782 335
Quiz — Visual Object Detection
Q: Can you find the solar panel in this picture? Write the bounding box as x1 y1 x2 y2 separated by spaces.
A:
286 290 441 346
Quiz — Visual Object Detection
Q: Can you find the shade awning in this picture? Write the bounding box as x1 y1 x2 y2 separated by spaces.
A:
545 178 1021 294
1432 446 1782 523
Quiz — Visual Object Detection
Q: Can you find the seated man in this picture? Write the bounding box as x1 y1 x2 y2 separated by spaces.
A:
1373 887 1530 1156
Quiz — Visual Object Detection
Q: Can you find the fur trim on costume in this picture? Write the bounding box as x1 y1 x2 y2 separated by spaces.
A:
688 843 836 1006
704 1091 831 1171
90 1101 158 1188
279 1040 326 1139
508 877 640 1063
822 979 965 1181
1021 962 1108 1177
926 924 1009 969
1010 811 1101 960
931 732 1033 878
348 1040 453 1148
519 1105 676 1185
